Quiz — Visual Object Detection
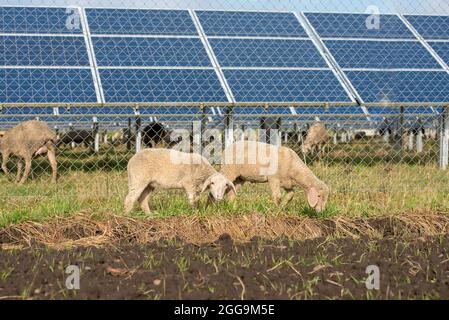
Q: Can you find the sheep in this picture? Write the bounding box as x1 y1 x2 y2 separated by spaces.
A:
301 123 329 156
0 120 57 184
220 141 329 212
124 148 236 215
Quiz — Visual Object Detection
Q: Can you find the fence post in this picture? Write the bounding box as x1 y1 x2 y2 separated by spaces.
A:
224 104 234 148
126 118 132 151
199 103 206 155
439 106 449 170
69 123 75 149
416 129 423 154
135 106 142 153
93 116 99 153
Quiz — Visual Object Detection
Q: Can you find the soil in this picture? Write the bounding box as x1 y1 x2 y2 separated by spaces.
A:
0 234 448 299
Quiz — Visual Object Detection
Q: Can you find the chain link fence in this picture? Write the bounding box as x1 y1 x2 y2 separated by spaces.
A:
0 1 449 215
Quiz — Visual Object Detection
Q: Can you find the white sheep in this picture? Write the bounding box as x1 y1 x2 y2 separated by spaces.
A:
124 148 235 214
302 123 329 156
220 141 329 212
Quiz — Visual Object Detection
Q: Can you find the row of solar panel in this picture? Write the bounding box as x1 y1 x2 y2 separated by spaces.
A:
3 7 449 39
4 36 449 70
1 7 449 107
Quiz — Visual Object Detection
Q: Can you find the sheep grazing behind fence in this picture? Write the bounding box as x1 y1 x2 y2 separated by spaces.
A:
301 123 330 157
221 140 329 212
0 120 57 184
124 148 235 214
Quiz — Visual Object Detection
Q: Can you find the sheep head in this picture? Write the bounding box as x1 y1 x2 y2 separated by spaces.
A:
201 173 236 201
306 182 329 213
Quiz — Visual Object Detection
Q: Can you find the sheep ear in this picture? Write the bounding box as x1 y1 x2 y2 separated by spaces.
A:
227 180 237 195
307 187 319 208
201 177 212 193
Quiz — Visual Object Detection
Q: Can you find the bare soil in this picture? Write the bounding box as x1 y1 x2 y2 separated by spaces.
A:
0 233 448 299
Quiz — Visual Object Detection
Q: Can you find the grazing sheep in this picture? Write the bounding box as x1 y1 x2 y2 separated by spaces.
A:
56 129 95 149
142 122 169 148
221 141 329 212
124 148 235 214
301 123 329 156
0 120 57 184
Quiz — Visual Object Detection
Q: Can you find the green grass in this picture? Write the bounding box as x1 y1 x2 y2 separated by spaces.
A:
0 140 448 227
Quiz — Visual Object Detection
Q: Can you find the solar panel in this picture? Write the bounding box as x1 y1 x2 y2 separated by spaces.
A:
223 69 351 102
405 15 449 40
100 69 227 103
199 10 352 108
0 68 97 103
0 6 97 105
0 6 83 34
345 70 449 103
304 13 415 39
428 42 449 66
86 8 197 35
1 35 90 66
324 40 441 69
307 11 449 113
208 38 327 68
87 8 228 109
92 37 212 67
196 11 307 37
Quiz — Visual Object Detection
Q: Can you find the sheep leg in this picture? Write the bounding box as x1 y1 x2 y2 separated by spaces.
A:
226 181 243 201
1 152 10 177
15 158 23 183
47 143 57 183
19 157 32 184
124 184 148 215
282 188 295 206
138 185 154 215
268 178 281 206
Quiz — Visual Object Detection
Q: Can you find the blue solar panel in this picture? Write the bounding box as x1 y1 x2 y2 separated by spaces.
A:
0 68 97 103
0 6 83 34
196 11 307 37
405 15 449 39
305 13 414 39
345 70 449 102
86 9 197 35
367 106 437 115
100 69 227 103
325 40 441 69
428 42 449 66
223 69 351 102
92 37 211 67
1 35 89 66
209 38 327 68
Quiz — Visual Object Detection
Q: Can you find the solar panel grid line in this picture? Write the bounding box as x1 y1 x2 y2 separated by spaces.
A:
87 34 200 39
0 66 91 69
340 68 445 72
97 66 216 70
80 7 103 103
206 35 310 40
296 11 365 118
399 14 449 72
190 9 235 126
221 67 331 70
319 37 422 42
190 9 235 103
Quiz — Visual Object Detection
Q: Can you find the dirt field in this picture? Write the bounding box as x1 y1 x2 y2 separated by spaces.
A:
1 222 448 299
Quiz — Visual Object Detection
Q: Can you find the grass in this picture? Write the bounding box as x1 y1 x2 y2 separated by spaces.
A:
0 138 448 229
0 161 448 228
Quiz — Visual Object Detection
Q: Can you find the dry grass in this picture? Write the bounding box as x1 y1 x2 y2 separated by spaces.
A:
1 211 449 249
